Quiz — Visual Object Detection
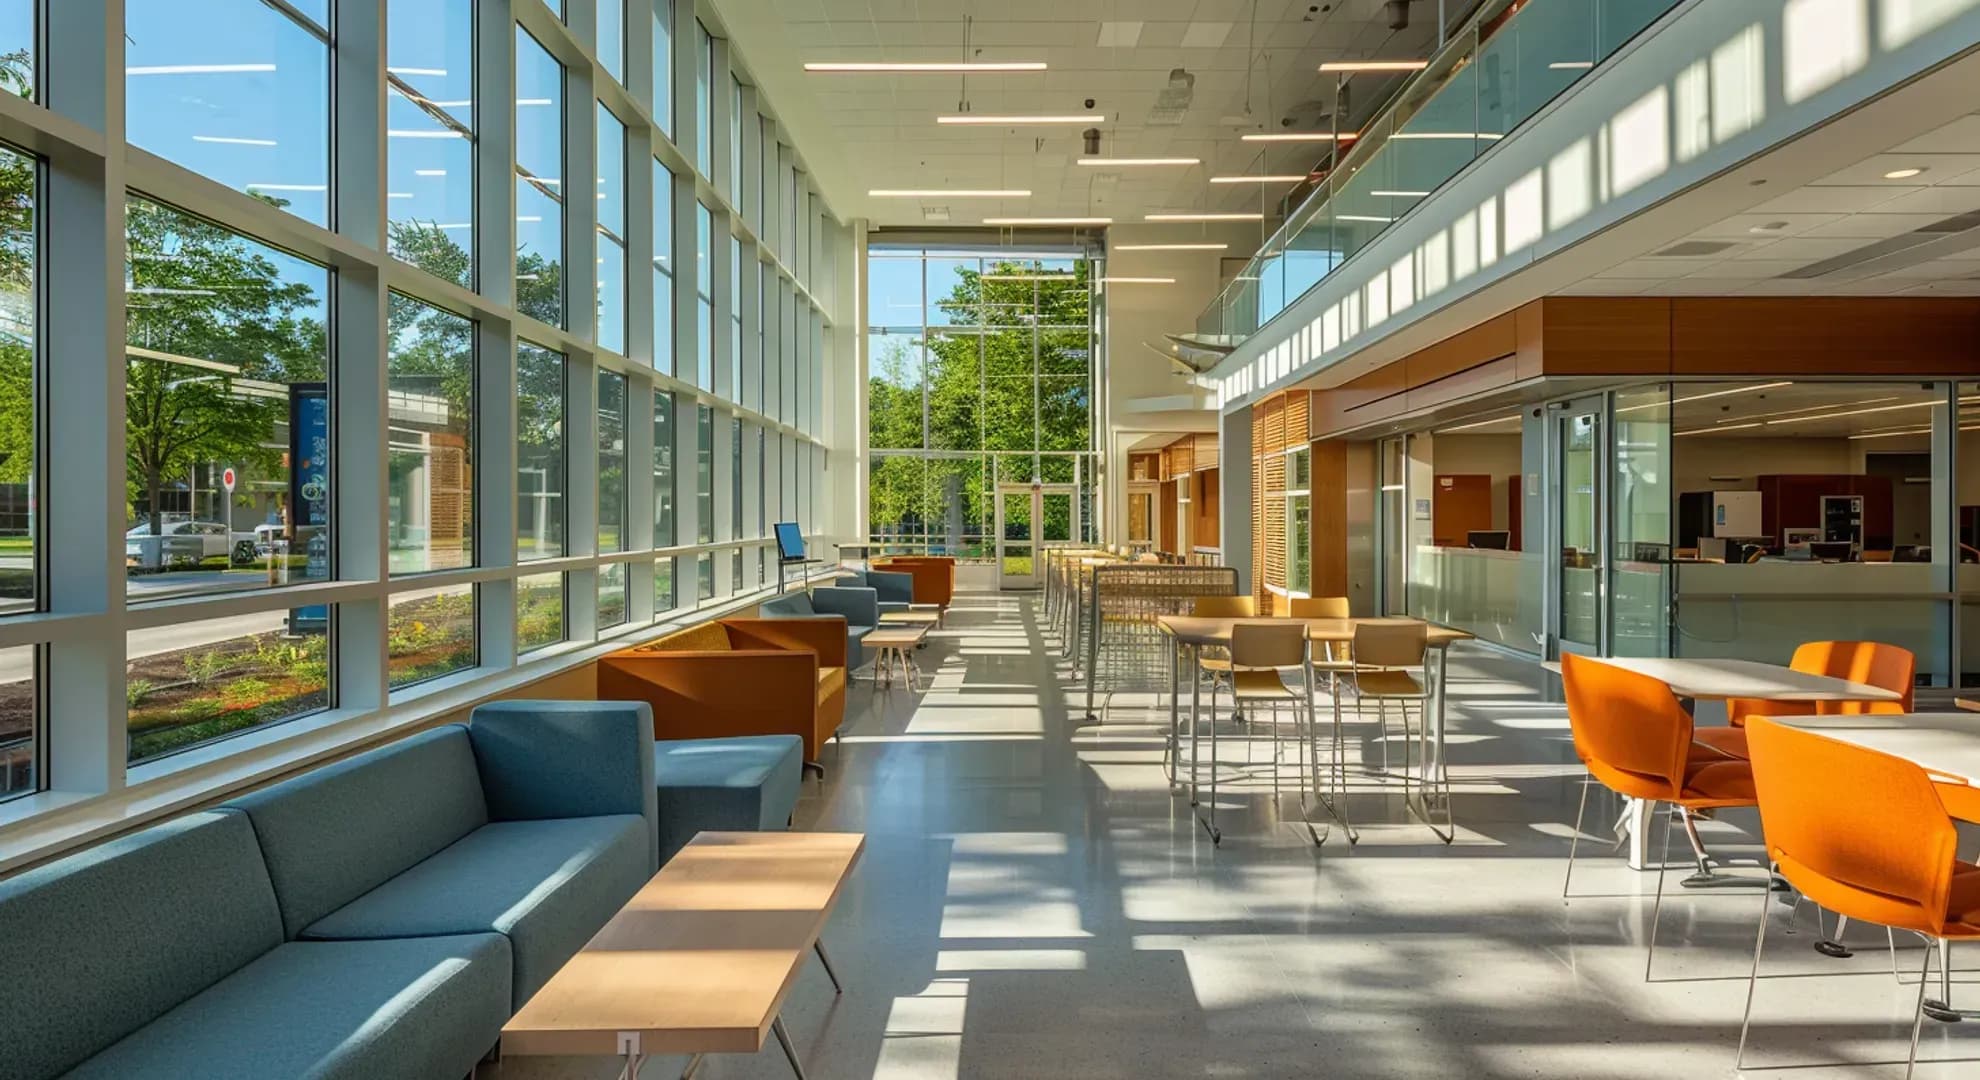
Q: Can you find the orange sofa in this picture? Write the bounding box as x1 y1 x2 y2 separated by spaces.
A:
598 618 846 763
871 555 956 616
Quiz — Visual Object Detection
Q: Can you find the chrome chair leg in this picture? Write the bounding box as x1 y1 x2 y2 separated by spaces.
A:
1678 806 1715 881
1646 804 1674 982
1908 939 1935 1079
1563 776 1591 901
1735 864 1774 1070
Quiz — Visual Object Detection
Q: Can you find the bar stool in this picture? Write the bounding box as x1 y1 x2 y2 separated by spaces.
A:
1163 595 1255 782
1341 622 1433 794
1197 620 1312 844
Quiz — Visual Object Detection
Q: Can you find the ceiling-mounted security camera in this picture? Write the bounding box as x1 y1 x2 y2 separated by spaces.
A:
1384 0 1410 30
1083 128 1101 155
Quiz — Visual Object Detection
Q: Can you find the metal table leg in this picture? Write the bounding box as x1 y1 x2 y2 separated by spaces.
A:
1165 633 1181 785
771 1015 808 1079
1403 646 1455 844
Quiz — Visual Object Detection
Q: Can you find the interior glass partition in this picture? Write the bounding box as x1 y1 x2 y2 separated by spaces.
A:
1392 415 1539 653
1667 381 1951 684
1610 385 1671 657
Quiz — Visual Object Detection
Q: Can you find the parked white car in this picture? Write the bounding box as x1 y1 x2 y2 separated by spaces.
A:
125 519 239 569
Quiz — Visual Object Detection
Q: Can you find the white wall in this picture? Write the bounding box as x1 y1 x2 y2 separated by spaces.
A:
1101 222 1256 543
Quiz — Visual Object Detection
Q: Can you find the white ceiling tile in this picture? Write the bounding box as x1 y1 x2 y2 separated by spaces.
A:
1865 185 1980 215
1685 260 1808 279
1887 114 1980 155
1689 213 1845 241
1799 213 1948 238
1598 258 1722 280
1730 236 1870 261
1808 153 1980 187
1096 21 1144 47
1749 186 1910 215
1181 21 1234 47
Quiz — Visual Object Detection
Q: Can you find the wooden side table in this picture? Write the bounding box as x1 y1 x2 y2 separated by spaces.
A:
865 625 929 691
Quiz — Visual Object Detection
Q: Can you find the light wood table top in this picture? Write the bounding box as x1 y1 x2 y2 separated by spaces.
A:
1156 614 1473 649
502 831 865 1057
1547 656 1901 704
879 609 939 627
864 624 929 649
1774 714 1980 787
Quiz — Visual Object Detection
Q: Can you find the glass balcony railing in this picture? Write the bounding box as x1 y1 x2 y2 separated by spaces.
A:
1195 0 1678 348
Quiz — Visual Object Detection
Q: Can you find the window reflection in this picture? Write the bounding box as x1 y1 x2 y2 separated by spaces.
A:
598 370 627 552
653 390 675 546
0 142 34 616
126 0 330 226
653 159 675 374
124 197 331 602
0 0 34 102
596 103 627 354
515 29 565 327
598 561 627 628
386 0 474 287
517 341 565 560
695 203 713 388
387 293 474 574
652 0 673 135
597 0 624 84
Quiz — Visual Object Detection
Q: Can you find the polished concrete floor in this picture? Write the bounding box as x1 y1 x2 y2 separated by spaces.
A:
499 590 1977 1079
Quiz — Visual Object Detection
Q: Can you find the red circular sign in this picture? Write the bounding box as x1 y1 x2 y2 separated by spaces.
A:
222 468 237 490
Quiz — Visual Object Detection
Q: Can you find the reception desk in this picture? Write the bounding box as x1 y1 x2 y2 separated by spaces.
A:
1408 546 1542 653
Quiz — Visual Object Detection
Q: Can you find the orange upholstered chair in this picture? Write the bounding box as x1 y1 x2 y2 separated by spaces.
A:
1560 652 1758 976
1701 642 1915 761
1738 718 1980 1073
598 618 847 765
871 556 956 616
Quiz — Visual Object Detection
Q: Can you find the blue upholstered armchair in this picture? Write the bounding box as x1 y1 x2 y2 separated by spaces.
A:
844 569 914 613
760 586 879 669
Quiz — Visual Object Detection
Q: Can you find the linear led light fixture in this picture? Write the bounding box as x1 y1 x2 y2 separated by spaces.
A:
1144 212 1262 222
1718 395 1899 424
1100 277 1175 284
981 273 1075 281
1319 60 1429 72
246 183 327 192
1335 213 1394 223
193 135 277 146
1616 381 1793 415
1112 242 1229 251
982 216 1112 225
386 66 447 77
1371 189 1429 197
1209 175 1312 184
1078 157 1199 167
937 114 1103 125
1438 413 1523 433
1675 421 1763 436
869 189 1030 198
805 61 1047 72
127 63 276 75
1764 399 1952 425
1242 132 1359 142
1548 60 1594 70
1849 428 1933 440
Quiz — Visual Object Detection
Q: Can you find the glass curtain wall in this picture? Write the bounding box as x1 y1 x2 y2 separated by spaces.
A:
866 246 1099 558
0 1 841 816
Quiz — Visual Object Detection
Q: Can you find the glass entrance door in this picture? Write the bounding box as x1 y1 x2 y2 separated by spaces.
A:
1555 402 1605 655
995 483 1080 589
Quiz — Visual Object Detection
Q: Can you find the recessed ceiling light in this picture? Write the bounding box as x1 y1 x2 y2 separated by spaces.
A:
1319 60 1429 73
126 63 276 76
936 114 1105 125
981 273 1076 282
1335 214 1394 223
1144 212 1261 223
1077 157 1199 167
1747 221 1790 234
983 216 1112 226
1241 132 1359 142
1209 175 1312 184
805 61 1046 73
869 189 1030 198
1112 243 1229 251
1884 167 1926 179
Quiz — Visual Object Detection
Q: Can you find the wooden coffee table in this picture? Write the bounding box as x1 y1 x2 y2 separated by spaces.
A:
501 831 865 1080
865 624 929 690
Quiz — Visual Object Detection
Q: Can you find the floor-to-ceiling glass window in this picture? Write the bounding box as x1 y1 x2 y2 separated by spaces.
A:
0 0 843 832
865 245 1099 558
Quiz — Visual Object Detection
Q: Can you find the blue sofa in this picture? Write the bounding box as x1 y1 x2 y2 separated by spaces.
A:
842 568 915 614
762 585 883 669
0 700 657 1080
654 733 804 864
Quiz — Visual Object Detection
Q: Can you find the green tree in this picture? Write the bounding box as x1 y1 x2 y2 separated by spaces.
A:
124 198 326 535
0 49 37 489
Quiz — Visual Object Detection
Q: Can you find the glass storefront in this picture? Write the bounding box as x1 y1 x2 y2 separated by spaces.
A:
1359 378 1971 687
